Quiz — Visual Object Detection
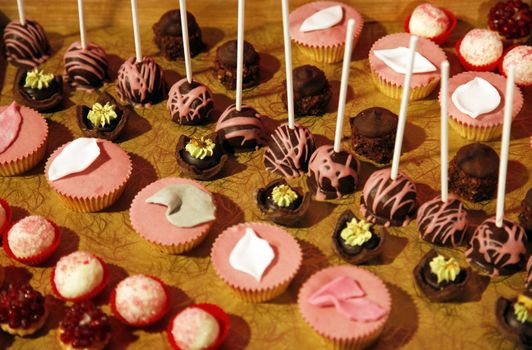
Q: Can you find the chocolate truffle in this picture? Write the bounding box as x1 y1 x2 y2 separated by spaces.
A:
76 92 128 141
263 123 315 178
153 10 204 61
361 168 417 227
256 179 310 227
175 133 228 180
215 104 268 150
417 194 468 247
3 19 50 68
307 145 360 201
167 78 214 125
519 188 532 236
64 41 108 91
281 65 331 116
117 56 166 108
332 210 386 265
13 68 63 112
449 143 499 203
466 217 527 276
214 40 260 90
496 293 532 349
350 107 398 165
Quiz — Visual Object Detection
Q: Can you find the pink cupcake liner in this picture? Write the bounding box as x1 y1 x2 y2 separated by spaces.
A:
404 8 457 46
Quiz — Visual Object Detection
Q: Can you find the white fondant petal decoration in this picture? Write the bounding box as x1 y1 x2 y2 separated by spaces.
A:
451 77 501 119
48 138 101 181
299 5 344 33
0 102 22 154
229 227 275 282
146 184 215 228
373 47 437 74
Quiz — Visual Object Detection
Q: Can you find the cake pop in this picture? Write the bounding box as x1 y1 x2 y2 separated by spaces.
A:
117 56 165 108
167 79 214 125
64 42 108 90
3 19 50 68
215 104 268 150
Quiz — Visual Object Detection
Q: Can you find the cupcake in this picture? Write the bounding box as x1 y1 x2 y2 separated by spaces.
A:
281 65 331 116
111 275 169 327
488 0 532 45
45 138 132 212
213 40 259 90
0 102 48 176
0 283 47 336
369 33 446 100
444 71 523 141
456 29 503 71
4 215 60 265
289 1 364 63
405 3 456 45
0 198 12 237
167 304 230 350
500 45 532 87
13 68 64 112
448 143 499 203
76 92 129 141
51 251 108 302
57 301 111 350
298 265 391 349
175 133 228 180
519 188 532 236
130 177 216 254
211 222 302 302
496 292 532 348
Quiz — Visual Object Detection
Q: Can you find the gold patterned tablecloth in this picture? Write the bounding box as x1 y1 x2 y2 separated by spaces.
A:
0 19 531 350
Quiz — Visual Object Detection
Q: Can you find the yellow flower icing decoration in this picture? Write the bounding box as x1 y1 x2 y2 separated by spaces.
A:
429 255 461 284
24 69 54 90
185 137 216 160
340 218 372 247
271 184 298 208
514 294 532 323
87 102 118 128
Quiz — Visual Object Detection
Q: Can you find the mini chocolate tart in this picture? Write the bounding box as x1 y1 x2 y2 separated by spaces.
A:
496 295 532 349
175 132 228 180
256 179 310 227
413 249 470 302
76 92 129 141
13 68 63 112
332 210 386 264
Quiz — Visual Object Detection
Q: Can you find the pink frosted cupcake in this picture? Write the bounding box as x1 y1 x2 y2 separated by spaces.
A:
130 177 216 254
211 222 302 302
405 3 456 45
443 71 523 141
457 29 503 72
298 265 391 349
45 138 132 212
289 1 364 63
369 33 447 100
0 198 12 237
499 45 532 87
3 216 60 265
0 102 48 176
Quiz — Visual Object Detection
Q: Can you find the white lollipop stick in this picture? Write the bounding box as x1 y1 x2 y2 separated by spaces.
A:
131 0 142 63
496 65 515 228
390 35 418 180
333 19 355 153
281 0 295 129
17 0 25 25
440 61 449 202
77 0 87 49
235 0 245 111
179 0 192 83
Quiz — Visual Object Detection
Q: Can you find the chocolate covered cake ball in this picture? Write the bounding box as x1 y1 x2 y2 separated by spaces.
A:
307 145 360 201
167 78 214 125
417 194 468 247
281 65 331 116
64 42 108 90
153 9 204 61
3 19 50 68
519 188 532 236
466 217 527 276
215 104 268 150
117 56 166 107
527 256 532 291
361 168 417 227
263 123 315 178
214 40 260 90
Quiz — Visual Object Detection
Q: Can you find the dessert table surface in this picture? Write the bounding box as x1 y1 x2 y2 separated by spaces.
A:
0 0 531 349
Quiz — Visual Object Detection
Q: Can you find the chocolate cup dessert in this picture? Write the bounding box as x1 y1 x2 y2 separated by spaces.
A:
175 132 228 181
332 210 386 265
13 68 63 112
76 92 129 141
413 249 471 302
256 179 310 227
496 296 532 349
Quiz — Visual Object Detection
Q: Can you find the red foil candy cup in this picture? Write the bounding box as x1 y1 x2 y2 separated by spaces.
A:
3 219 61 265
0 198 12 237
50 255 109 302
404 8 457 46
455 39 501 72
167 303 230 350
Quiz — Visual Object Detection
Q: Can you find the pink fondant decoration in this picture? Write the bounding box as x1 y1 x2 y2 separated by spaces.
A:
0 102 22 154
334 298 388 322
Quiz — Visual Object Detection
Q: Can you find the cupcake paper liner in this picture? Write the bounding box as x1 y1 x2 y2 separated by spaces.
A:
0 198 12 237
404 8 457 46
3 219 61 265
455 39 501 72
0 123 48 176
371 71 440 100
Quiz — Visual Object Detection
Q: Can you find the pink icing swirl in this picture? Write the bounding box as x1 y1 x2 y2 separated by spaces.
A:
3 19 50 68
167 78 214 125
117 56 165 107
0 102 22 154
215 104 268 148
64 41 108 90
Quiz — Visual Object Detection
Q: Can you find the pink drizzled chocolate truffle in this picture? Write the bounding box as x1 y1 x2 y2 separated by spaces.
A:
3 19 50 68
167 78 214 125
215 104 268 150
117 56 166 108
64 41 108 91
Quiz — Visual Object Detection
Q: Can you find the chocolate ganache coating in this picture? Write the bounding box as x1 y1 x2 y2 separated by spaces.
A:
263 123 315 179
152 10 204 60
455 142 499 178
527 256 532 291
216 40 259 68
215 104 268 150
3 19 50 68
64 41 108 90
167 78 214 125
351 107 398 138
361 168 417 227
519 188 532 235
117 56 165 107
293 65 327 97
466 217 527 276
